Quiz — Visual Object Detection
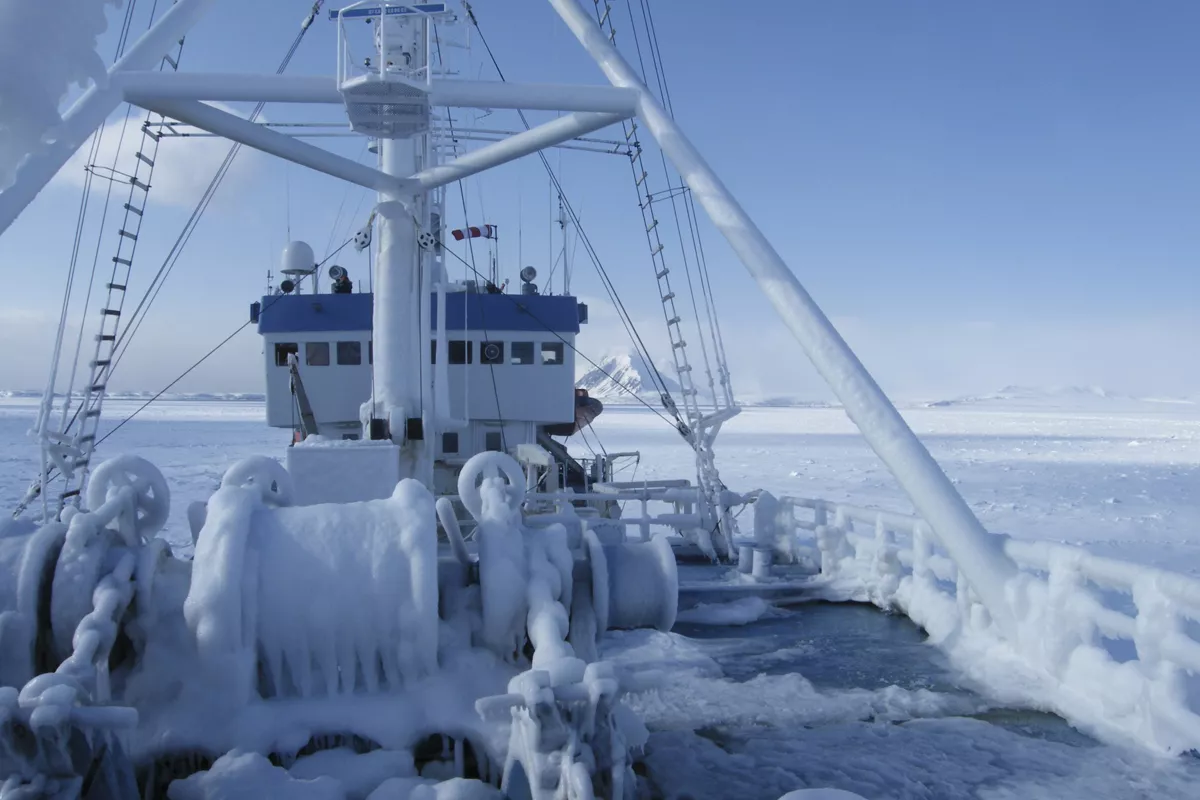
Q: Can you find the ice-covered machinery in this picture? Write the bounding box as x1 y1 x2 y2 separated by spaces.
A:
0 451 681 797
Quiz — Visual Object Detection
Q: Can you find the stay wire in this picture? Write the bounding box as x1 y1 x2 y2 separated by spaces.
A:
640 0 732 400
95 238 354 450
625 0 718 406
435 234 683 434
435 25 506 449
44 0 143 430
464 7 679 412
109 15 317 379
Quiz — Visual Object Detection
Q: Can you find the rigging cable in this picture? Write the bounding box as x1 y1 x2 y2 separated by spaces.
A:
94 238 353 450
40 0 145 437
639 0 733 403
434 24 508 451
109 2 326 379
38 0 325 484
435 231 681 431
622 0 719 408
462 3 683 428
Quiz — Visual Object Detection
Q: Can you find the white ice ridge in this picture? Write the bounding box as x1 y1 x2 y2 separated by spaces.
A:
185 461 438 703
775 495 1200 755
0 0 120 189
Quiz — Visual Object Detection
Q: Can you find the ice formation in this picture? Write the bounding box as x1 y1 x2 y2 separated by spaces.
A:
185 464 440 703
799 499 1200 755
0 0 121 189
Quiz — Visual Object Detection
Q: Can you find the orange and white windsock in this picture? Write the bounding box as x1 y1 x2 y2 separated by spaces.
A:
451 224 496 241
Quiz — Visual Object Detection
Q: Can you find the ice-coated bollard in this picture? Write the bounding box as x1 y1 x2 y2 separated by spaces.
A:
738 544 754 574
752 548 773 580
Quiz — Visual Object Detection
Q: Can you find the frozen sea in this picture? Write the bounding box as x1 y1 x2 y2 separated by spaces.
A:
3 395 1200 798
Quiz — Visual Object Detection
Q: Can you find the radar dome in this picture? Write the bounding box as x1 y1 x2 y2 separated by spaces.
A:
280 241 315 274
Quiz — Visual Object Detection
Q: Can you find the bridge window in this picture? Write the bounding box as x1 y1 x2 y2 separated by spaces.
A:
485 431 503 452
442 431 459 454
480 341 504 365
449 340 472 364
541 342 564 366
274 342 298 367
306 341 330 366
337 341 362 366
510 342 534 365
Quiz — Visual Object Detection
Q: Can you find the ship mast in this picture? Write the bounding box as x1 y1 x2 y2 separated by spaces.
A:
367 9 434 482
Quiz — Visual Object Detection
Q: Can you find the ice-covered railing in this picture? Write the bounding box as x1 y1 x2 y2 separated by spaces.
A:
771 495 1200 756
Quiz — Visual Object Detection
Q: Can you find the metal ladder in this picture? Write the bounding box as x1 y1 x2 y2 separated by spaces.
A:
591 1 737 558
57 33 188 512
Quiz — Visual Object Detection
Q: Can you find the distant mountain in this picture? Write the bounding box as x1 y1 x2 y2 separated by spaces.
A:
923 385 1196 410
741 395 838 409
576 351 682 403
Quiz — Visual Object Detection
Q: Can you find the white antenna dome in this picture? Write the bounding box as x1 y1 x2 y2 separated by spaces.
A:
280 241 315 275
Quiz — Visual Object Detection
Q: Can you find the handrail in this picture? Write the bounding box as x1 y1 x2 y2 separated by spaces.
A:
772 493 1200 755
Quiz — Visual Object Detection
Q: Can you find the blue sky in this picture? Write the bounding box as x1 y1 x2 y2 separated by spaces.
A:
2 0 1197 400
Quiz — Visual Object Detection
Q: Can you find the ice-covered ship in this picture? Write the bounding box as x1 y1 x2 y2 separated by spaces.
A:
3 2 1200 799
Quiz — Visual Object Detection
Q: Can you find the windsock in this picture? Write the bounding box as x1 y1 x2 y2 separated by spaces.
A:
451 224 496 241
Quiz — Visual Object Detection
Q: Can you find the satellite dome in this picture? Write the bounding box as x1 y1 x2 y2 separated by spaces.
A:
280 241 315 275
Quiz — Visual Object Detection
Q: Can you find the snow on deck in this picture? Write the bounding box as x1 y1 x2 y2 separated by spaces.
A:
3 397 1200 797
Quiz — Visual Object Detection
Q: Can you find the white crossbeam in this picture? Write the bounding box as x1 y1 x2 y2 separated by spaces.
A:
119 72 639 114
408 111 629 191
138 99 414 195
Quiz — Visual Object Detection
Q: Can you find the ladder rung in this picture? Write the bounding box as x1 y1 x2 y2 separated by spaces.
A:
678 365 693 373
91 384 106 393
672 341 687 349
667 317 681 326
135 152 155 168
91 360 111 368
113 256 132 267
625 123 638 140
73 459 89 469
98 334 116 342
599 3 611 26
101 309 121 316
84 408 102 418
646 219 658 233
655 268 669 279
131 178 150 191
682 388 698 397
124 203 143 217
651 243 664 256
61 489 81 500
142 125 161 142
118 229 138 241
635 171 648 187
107 282 126 291
165 54 179 70
661 292 675 302
78 434 96 445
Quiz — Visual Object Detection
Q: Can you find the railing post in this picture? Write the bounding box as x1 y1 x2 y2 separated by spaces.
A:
1133 578 1187 712
912 522 932 592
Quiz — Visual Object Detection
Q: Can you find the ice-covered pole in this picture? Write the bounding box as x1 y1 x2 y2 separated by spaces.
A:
547 0 1019 635
0 0 218 235
367 13 430 483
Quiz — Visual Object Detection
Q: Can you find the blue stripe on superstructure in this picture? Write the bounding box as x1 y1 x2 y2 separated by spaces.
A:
256 292 583 335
